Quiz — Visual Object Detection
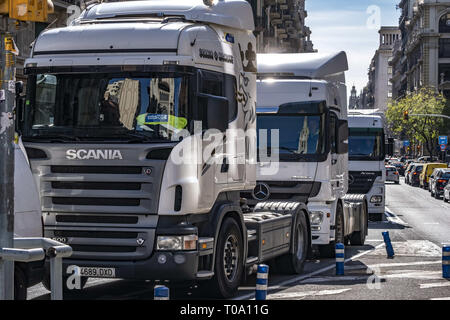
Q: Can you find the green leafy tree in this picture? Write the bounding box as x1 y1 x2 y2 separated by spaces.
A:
386 87 450 156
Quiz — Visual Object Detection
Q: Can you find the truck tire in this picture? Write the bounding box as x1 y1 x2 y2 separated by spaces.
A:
210 217 244 299
318 202 345 258
350 202 368 246
14 267 28 300
274 213 308 274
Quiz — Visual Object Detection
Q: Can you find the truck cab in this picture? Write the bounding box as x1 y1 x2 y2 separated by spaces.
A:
18 0 311 298
347 113 386 221
13 139 44 299
246 53 367 257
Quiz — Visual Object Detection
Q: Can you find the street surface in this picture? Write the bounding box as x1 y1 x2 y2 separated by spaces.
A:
28 178 450 300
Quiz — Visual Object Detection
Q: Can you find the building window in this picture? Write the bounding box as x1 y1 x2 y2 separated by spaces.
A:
439 14 450 33
439 64 450 83
439 39 450 58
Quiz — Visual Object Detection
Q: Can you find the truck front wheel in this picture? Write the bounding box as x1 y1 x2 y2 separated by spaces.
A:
210 217 244 299
274 212 308 274
350 201 368 246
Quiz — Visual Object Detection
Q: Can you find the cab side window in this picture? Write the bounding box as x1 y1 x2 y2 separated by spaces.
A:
198 70 237 122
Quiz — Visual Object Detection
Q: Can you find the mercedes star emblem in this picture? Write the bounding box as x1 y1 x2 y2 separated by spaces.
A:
349 175 355 185
252 183 271 201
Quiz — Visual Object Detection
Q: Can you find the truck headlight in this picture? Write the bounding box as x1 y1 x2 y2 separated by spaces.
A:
309 211 324 225
157 235 198 251
370 195 383 203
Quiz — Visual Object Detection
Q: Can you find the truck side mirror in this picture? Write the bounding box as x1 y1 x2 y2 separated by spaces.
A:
15 96 26 134
337 119 348 154
198 94 229 132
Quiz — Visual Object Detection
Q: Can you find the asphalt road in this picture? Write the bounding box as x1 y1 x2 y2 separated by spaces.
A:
28 178 450 300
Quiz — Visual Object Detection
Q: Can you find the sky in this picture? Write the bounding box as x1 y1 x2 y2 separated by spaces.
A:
305 0 401 98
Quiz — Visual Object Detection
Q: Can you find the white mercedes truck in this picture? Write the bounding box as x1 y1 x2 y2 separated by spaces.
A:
347 112 386 221
245 53 368 257
18 0 312 298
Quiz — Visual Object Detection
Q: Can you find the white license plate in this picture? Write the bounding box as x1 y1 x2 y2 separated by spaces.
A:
79 267 116 278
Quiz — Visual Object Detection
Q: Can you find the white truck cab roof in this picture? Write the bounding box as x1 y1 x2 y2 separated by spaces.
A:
257 52 348 80
348 114 383 129
77 0 254 31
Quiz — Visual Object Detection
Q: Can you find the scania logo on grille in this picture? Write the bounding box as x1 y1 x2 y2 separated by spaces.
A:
66 149 123 160
252 183 270 201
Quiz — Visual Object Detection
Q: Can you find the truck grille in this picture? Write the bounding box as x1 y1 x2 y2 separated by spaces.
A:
51 165 142 174
70 245 137 253
52 197 141 206
243 181 321 205
30 151 167 261
348 171 381 194
55 215 139 224
52 181 141 190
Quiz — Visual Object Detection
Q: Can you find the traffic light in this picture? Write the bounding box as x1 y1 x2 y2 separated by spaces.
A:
9 0 54 22
403 110 409 121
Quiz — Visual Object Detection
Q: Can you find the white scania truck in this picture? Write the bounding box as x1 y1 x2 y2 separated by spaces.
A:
245 53 368 257
347 112 386 221
18 0 311 298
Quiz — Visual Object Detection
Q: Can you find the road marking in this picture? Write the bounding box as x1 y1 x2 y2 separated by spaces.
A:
368 240 442 257
384 208 409 226
382 271 442 280
268 288 351 300
299 276 369 284
368 260 442 269
430 297 450 300
234 242 385 300
420 282 450 289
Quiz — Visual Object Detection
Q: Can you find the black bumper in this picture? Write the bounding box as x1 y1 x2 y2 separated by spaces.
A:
58 251 199 281
60 251 200 281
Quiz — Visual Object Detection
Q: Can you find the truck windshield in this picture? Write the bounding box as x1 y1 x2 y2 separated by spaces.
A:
257 113 325 160
349 128 384 161
23 72 190 142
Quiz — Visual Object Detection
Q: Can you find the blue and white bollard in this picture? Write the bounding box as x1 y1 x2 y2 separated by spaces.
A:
154 285 169 300
443 245 450 279
335 243 345 276
255 264 269 300
382 231 395 259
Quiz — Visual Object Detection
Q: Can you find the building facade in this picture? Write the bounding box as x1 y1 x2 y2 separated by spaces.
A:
248 0 315 53
391 0 450 101
357 27 400 111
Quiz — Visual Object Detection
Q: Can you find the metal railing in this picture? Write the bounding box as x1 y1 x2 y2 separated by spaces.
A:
0 237 72 300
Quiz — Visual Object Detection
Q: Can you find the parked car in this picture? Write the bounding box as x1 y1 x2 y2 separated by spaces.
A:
405 163 417 185
386 166 400 184
443 179 450 202
428 168 441 192
392 162 406 176
418 156 437 163
410 164 424 186
419 163 448 189
431 169 450 199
